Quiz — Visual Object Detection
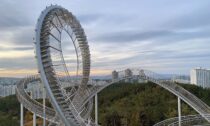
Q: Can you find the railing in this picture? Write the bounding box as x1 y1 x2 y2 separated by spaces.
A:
16 68 210 126
154 114 208 126
15 75 58 124
69 69 210 125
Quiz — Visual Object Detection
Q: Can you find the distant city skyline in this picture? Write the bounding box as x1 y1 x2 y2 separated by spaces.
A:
0 0 210 77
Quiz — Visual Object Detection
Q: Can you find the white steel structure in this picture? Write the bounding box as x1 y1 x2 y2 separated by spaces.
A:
154 114 208 126
35 5 92 126
15 5 210 126
190 68 210 88
16 70 210 126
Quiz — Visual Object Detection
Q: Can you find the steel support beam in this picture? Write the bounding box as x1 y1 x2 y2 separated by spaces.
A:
33 113 36 126
95 93 98 125
21 104 24 126
43 87 46 126
178 97 181 126
30 91 37 126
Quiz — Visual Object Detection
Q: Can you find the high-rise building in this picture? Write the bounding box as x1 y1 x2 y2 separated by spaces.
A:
125 69 132 77
112 70 119 82
190 68 210 88
125 69 133 83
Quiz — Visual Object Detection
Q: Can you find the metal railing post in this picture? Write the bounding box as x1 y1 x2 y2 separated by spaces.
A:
21 103 24 126
178 97 181 126
43 86 46 126
95 93 98 125
30 91 37 126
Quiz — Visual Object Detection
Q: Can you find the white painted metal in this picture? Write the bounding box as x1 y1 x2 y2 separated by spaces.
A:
21 103 24 126
35 5 71 126
16 69 210 125
15 76 58 124
95 94 98 125
35 5 91 126
30 91 37 126
178 97 181 126
33 113 36 126
14 4 210 126
154 114 208 126
43 86 46 126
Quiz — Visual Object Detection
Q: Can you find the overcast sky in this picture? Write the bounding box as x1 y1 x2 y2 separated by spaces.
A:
0 0 210 77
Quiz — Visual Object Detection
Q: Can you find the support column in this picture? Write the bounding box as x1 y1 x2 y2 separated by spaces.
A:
178 97 181 126
20 104 24 126
43 87 46 126
33 113 36 126
30 91 36 126
95 93 98 125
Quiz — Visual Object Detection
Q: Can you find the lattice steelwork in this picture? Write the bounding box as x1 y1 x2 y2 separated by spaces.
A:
35 5 92 126
16 69 210 126
15 5 210 126
154 114 208 126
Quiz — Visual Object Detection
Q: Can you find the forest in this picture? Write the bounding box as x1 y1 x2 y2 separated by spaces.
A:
1 82 210 126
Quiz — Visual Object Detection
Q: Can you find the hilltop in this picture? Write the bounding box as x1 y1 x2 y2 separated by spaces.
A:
1 82 210 125
97 82 210 125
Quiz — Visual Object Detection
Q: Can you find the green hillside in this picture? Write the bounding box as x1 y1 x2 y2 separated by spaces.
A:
0 95 20 125
97 82 210 126
1 82 210 126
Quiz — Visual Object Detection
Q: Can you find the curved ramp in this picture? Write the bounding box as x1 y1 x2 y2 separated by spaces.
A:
72 69 210 124
154 114 208 126
15 75 59 124
16 75 95 125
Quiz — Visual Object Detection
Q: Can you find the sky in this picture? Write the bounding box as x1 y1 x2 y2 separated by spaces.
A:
0 0 210 77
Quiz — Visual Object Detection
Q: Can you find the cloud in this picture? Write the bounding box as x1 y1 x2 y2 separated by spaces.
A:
0 57 36 70
0 1 31 30
8 26 35 46
0 0 210 77
78 14 102 24
91 30 173 43
0 46 33 51
162 4 210 30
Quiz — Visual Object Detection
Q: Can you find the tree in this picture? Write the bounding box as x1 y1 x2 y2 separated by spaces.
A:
105 111 121 126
